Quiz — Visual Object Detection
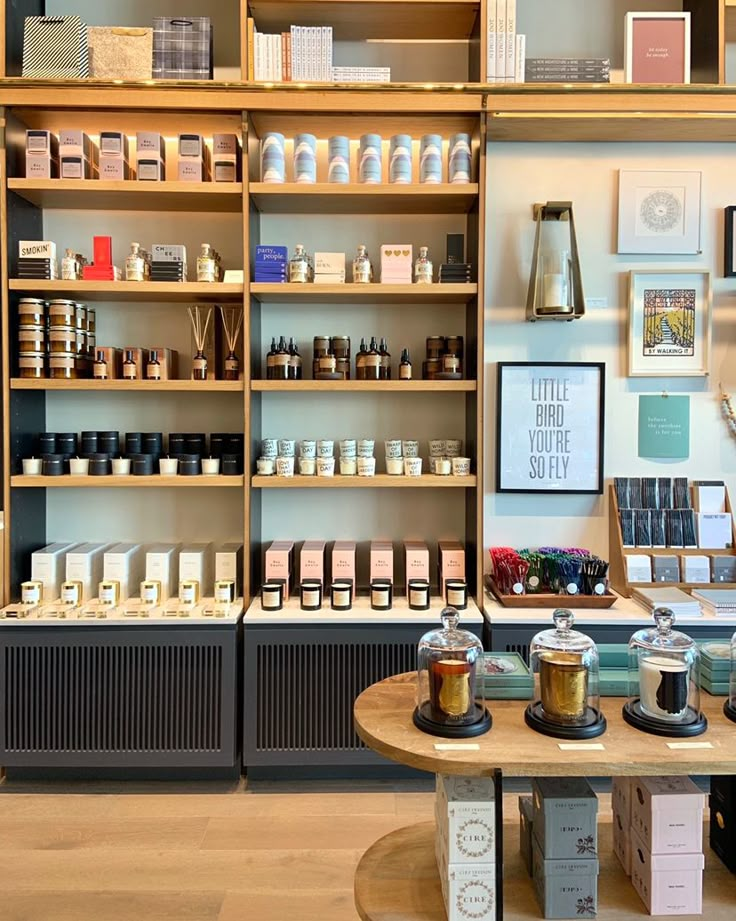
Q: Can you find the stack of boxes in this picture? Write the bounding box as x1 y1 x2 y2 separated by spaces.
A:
404 540 429 594
59 130 98 179
82 235 121 281
629 776 705 915
25 129 58 178
435 775 497 921
150 244 187 282
314 252 346 284
254 245 288 283
98 131 130 180
212 134 241 182
380 244 413 284
136 132 166 181
18 240 58 279
178 133 210 182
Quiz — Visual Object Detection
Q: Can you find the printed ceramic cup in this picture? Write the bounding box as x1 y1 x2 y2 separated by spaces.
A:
340 457 357 476
452 456 470 476
299 457 316 476
358 439 375 457
385 439 402 458
261 133 286 183
389 134 412 184
317 457 336 477
404 457 423 477
328 136 350 184
339 438 357 457
448 132 472 184
261 438 278 458
386 456 404 475
278 439 296 457
294 133 317 184
300 439 317 458
420 134 443 184
201 458 220 476
276 456 295 477
435 458 452 475
402 440 419 458
317 439 335 458
359 134 382 184
429 439 447 457
445 439 462 458
358 456 376 477
257 457 275 475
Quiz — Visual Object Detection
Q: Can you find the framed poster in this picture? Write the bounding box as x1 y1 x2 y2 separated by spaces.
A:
725 206 736 277
496 362 605 495
624 12 690 84
617 169 701 255
628 269 711 377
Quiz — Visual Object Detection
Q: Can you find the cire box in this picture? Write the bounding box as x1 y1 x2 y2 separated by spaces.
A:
265 541 295 600
300 540 326 587
630 776 705 854
145 544 180 601
370 540 394 584
332 541 356 586
31 542 77 601
630 828 704 915
532 840 598 919
612 808 631 876
179 543 214 597
66 543 110 602
532 777 598 860
436 833 496 921
215 543 243 598
103 543 144 602
519 795 534 877
404 540 430 594
436 775 495 865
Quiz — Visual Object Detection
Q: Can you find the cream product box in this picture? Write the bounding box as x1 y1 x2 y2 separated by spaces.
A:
443 865 496 921
26 129 57 155
178 158 209 182
26 153 58 179
99 157 130 180
20 240 56 261
137 158 165 181
612 808 631 876
65 543 110 602
300 540 326 586
519 795 534 877
103 543 144 602
532 777 598 860
99 131 129 160
145 544 179 601
179 543 214 597
315 252 346 281
630 828 704 915
612 776 632 822
436 775 495 865
31 542 77 601
137 131 166 160
26 129 58 178
212 133 241 182
630 776 705 854
215 543 243 598
683 554 711 583
332 541 356 586
438 540 465 594
370 540 394 584
179 133 207 159
532 840 598 920
404 540 430 594
265 541 295 600
59 130 97 161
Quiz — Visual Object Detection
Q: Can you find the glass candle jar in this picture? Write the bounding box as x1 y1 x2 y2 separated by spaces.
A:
445 579 468 610
48 353 77 380
48 328 76 353
18 328 46 353
330 580 353 611
261 581 284 611
370 579 393 611
140 580 162 605
18 298 46 326
18 353 45 379
21 580 43 605
300 579 323 611
408 579 431 610
179 580 200 605
48 300 76 327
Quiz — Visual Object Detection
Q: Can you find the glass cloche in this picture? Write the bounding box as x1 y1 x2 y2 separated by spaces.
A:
413 607 492 738
622 607 707 737
725 631 736 724
525 609 606 739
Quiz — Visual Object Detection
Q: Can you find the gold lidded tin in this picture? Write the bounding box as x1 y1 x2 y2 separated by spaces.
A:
18 353 46 379
19 298 46 326
49 353 77 380
60 580 83 606
539 651 588 723
98 580 120 606
215 580 236 603
140 580 161 605
18 328 46 353
48 299 76 327
21 580 43 605
74 303 87 331
426 336 446 360
87 307 96 334
48 327 77 353
179 579 200 605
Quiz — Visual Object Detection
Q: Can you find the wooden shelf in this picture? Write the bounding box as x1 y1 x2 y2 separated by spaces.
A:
247 0 481 41
252 474 476 488
250 283 477 303
11 379 244 392
251 380 475 392
7 179 243 212
8 280 244 303
11 476 244 488
249 183 478 214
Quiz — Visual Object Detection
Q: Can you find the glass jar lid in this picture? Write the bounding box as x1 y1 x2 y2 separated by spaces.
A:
419 607 481 656
630 607 696 653
531 609 595 655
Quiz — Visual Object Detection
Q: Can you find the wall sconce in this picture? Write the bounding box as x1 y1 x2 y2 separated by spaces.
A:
526 201 585 322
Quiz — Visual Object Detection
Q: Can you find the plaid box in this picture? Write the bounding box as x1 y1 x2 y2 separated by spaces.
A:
23 15 89 79
152 17 212 80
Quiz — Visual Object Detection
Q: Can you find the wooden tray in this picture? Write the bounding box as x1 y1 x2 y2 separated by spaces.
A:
486 577 617 609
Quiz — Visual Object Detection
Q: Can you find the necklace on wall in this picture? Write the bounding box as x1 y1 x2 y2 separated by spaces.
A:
720 383 736 438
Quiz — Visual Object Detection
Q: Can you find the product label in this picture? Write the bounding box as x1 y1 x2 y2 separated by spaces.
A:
179 584 197 605
100 135 123 154
447 588 465 606
99 585 116 605
123 365 137 380
410 588 427 606
302 588 321 607
365 355 380 367
140 583 159 604
21 584 40 605
273 355 289 366
400 365 411 379
61 585 80 605
215 585 232 603
225 358 239 372
263 590 281 609
147 365 161 380
27 133 49 152
193 357 207 372
333 588 351 606
180 137 202 157
197 261 217 283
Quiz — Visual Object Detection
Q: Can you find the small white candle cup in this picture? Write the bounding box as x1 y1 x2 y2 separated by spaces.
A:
429 439 447 457
317 440 335 458
261 438 278 458
358 439 375 458
402 440 419 458
445 439 462 458
452 456 470 476
385 456 404 475
111 457 131 476
256 457 275 475
404 457 423 477
339 457 357 476
384 439 402 458
69 457 89 476
201 457 220 476
435 458 452 475
300 440 317 458
276 455 295 477
299 457 316 475
277 439 296 457
357 456 376 477
22 457 43 476
339 439 357 457
159 457 179 476
317 457 336 477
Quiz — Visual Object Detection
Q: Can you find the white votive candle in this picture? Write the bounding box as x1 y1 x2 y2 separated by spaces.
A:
201 457 220 476
159 457 179 475
111 457 131 475
22 457 43 475
69 457 89 475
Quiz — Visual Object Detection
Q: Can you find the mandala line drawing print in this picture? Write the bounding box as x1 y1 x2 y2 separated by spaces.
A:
639 188 683 234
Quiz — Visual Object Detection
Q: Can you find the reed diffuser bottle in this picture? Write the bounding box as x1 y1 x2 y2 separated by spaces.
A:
218 305 244 381
188 305 214 381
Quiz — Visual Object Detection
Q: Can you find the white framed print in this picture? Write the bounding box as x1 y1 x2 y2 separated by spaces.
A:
628 269 711 378
496 362 605 495
618 169 701 255
624 12 690 85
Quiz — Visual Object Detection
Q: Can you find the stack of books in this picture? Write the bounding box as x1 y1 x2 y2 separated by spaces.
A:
691 589 736 617
254 246 287 284
150 244 187 283
18 241 58 280
699 640 731 695
525 57 611 83
487 0 525 83
439 263 473 284
632 586 702 618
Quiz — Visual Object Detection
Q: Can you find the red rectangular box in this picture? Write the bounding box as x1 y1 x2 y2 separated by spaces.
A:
93 236 113 267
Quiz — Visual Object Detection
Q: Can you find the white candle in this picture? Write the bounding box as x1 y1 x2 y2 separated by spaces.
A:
69 457 89 475
22 457 42 475
201 457 220 476
543 273 566 308
111 457 131 475
159 457 179 475
639 655 690 722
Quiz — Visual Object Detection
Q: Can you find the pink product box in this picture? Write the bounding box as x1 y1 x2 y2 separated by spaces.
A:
630 829 704 916
265 540 295 600
381 244 413 284
370 540 394 584
26 154 58 178
178 159 209 182
99 158 131 180
332 541 356 586
612 777 632 822
59 130 98 163
300 540 326 587
404 540 430 594
612 810 631 877
630 777 705 855
438 540 465 594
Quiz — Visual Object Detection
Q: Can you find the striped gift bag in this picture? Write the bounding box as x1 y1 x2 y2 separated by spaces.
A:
152 17 213 80
22 15 89 78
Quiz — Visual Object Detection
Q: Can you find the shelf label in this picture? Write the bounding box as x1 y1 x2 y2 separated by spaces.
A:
434 743 481 751
558 743 605 751
667 742 714 750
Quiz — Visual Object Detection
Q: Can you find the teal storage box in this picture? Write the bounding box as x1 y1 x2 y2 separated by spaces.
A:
599 668 638 697
597 643 628 668
476 652 534 699
532 838 598 919
532 777 598 860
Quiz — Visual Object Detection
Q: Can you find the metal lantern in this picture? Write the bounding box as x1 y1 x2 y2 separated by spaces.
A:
527 201 585 322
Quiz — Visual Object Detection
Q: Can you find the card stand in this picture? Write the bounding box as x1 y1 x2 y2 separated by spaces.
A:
608 484 736 597
485 575 617 609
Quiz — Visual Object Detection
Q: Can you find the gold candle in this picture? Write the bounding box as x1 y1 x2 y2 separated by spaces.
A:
539 651 588 723
429 658 472 720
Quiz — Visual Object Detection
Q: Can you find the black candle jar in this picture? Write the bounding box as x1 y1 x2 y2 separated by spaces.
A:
41 453 64 476
87 453 111 476
177 453 201 476
226 433 245 455
168 433 186 455
221 453 242 475
370 579 393 611
98 431 120 455
38 433 57 454
129 453 155 476
125 432 144 455
330 579 353 611
184 433 207 456
209 433 227 458
261 580 284 611
142 432 163 457
445 579 468 611
408 579 431 611
81 431 99 453
300 579 323 611
55 432 78 455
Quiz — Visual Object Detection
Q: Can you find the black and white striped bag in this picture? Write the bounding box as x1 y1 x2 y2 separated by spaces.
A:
22 15 89 79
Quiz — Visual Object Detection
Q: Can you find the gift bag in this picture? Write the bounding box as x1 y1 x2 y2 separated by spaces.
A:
22 15 89 78
88 27 153 80
152 17 213 80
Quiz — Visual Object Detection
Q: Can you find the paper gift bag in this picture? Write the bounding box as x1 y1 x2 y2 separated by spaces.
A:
152 17 213 80
23 15 89 78
88 27 153 80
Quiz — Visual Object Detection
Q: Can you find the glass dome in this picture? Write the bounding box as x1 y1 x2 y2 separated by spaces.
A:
525 609 606 739
725 632 736 724
413 607 491 738
623 607 707 737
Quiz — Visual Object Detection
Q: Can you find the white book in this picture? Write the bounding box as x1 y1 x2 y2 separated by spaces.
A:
697 513 733 549
263 32 271 81
253 31 262 81
505 0 516 82
514 33 526 83
313 26 320 80
306 26 313 80
486 0 497 82
289 26 299 80
274 33 282 81
496 0 506 86
324 26 333 81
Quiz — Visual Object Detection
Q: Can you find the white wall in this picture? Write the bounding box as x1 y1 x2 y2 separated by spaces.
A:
484 142 736 565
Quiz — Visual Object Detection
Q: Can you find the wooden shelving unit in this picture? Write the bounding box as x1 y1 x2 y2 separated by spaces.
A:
251 380 475 392
8 280 244 302
250 282 477 303
252 474 477 488
11 476 245 488
11 379 245 392
249 183 479 214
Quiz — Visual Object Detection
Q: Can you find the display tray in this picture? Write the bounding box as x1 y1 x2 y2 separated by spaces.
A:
486 578 617 609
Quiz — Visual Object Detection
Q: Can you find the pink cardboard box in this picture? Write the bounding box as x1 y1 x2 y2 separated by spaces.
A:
300 540 326 587
631 776 704 854
612 809 631 877
370 540 394 584
630 828 704 915
331 541 356 586
612 776 632 822
265 540 294 600
438 540 465 595
404 540 430 594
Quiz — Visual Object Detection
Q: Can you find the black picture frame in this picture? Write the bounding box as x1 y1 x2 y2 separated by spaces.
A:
496 361 606 495
725 206 736 277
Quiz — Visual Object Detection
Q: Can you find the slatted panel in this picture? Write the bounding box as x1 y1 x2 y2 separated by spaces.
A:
504 642 530 664
255 642 416 752
3 643 223 753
